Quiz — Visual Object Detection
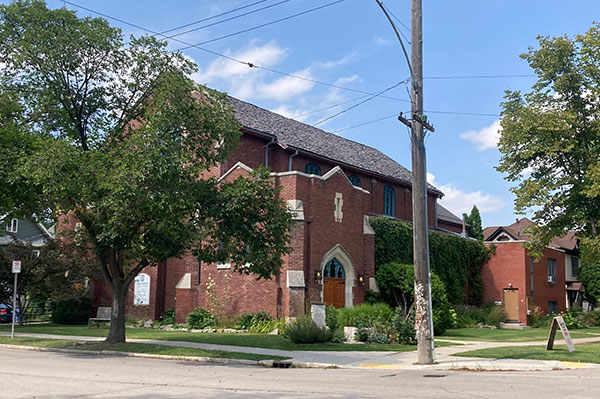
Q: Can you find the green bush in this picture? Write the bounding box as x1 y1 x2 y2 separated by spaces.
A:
364 290 383 304
338 303 393 328
51 296 94 325
325 306 340 331
356 327 392 344
452 303 505 328
248 319 283 334
388 307 416 344
153 308 175 326
282 315 331 343
370 216 490 306
237 312 272 330
186 308 215 329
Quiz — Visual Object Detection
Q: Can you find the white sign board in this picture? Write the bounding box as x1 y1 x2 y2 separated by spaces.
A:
546 315 575 352
134 273 150 305
12 261 21 274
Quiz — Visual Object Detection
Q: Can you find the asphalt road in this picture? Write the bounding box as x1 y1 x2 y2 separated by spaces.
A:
3 349 600 399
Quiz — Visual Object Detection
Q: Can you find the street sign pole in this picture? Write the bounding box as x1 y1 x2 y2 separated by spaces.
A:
11 260 21 340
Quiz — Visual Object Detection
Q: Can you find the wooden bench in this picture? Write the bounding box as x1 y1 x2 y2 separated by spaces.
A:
88 307 111 328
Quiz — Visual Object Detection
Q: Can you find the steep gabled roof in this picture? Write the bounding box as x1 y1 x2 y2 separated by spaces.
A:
437 203 462 225
484 217 578 251
228 96 443 196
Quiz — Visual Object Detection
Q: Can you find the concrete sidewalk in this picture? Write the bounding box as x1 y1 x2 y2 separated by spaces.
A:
2 331 600 371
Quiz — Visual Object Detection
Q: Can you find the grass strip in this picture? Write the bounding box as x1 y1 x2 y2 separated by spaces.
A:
0 324 459 351
0 336 287 361
439 327 600 342
453 342 600 364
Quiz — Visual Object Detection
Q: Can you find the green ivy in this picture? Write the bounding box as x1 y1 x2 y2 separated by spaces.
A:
370 216 490 306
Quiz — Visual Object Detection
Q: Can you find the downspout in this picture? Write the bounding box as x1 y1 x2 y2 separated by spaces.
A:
264 137 276 168
288 150 299 171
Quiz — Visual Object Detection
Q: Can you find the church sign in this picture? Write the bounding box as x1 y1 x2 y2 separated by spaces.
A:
134 273 150 305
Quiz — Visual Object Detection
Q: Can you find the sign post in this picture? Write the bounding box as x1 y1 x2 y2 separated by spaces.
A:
546 315 575 352
11 260 21 340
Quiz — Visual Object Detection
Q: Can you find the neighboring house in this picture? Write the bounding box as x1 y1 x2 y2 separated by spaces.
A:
1 217 54 248
84 96 462 323
482 218 583 325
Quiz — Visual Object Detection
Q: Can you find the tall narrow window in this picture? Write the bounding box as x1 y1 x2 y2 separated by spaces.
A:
7 218 18 233
383 185 395 217
305 162 321 176
547 258 556 284
571 257 579 278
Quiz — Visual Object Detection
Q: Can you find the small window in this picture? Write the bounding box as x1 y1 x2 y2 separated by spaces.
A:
571 257 579 278
6 218 18 233
383 185 395 217
305 162 321 176
548 301 557 315
547 258 556 284
348 174 361 187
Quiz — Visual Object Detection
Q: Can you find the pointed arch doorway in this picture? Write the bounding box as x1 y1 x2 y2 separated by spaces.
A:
323 258 345 308
320 244 355 308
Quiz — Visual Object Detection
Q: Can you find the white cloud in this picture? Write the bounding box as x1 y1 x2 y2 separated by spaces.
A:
428 173 504 215
256 68 314 101
193 40 288 84
459 120 502 151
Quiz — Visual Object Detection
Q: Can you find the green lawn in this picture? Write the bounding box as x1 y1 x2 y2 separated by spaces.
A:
0 336 286 361
0 323 440 352
454 342 600 364
439 327 600 342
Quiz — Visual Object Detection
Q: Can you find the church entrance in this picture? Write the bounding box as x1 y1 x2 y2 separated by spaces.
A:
323 258 345 308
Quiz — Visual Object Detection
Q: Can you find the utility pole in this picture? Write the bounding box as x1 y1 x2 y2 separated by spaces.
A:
410 0 435 365
375 0 435 364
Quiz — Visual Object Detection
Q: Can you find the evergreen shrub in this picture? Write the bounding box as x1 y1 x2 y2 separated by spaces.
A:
186 308 215 329
51 296 94 325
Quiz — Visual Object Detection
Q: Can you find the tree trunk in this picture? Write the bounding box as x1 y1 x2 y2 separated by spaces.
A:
105 280 128 343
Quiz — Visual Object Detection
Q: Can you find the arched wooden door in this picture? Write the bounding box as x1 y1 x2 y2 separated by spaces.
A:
323 258 345 308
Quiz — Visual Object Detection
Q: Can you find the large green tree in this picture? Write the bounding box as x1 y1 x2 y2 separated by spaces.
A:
464 205 483 241
0 1 293 343
498 25 600 257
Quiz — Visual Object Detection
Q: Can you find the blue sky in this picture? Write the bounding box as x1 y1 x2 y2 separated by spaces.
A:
19 0 600 227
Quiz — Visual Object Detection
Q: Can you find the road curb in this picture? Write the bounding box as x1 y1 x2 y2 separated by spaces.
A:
0 343 272 367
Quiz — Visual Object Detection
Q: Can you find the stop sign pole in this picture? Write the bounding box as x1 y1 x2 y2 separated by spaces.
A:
11 260 21 339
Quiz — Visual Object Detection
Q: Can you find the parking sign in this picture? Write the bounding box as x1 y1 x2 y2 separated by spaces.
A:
12 261 21 273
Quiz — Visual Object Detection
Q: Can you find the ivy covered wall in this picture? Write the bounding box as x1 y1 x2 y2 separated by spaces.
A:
370 216 490 306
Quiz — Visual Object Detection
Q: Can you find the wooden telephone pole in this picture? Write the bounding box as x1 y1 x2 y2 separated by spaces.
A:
375 0 435 364
410 0 435 365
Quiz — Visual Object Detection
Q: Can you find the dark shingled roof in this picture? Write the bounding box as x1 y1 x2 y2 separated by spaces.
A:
484 218 578 251
228 96 443 196
437 204 462 225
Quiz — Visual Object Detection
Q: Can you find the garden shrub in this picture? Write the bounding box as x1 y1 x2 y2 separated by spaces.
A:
370 216 490 306
338 303 393 328
282 315 331 343
153 308 175 326
388 307 416 344
51 296 94 325
248 319 284 334
186 308 215 329
237 311 272 330
325 306 340 331
356 327 391 344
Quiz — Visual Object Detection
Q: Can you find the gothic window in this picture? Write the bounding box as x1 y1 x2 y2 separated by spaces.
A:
383 185 395 217
348 174 361 187
324 258 345 279
305 162 321 176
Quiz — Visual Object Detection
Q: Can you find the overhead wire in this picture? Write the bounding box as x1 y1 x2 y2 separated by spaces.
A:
176 0 346 50
312 79 409 126
381 3 410 44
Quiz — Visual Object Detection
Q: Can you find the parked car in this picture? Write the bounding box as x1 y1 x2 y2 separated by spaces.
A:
0 304 12 323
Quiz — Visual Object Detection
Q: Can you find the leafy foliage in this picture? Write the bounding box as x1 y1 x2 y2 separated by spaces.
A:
497 25 600 256
370 217 489 305
186 308 215 329
464 205 483 241
281 315 331 344
237 312 273 330
337 303 394 328
0 1 293 342
153 308 175 326
50 296 94 325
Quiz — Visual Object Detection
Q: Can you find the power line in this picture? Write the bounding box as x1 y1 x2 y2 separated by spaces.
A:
313 79 408 126
291 94 373 119
61 1 414 103
159 0 294 42
157 0 270 36
424 74 535 80
177 0 346 50
332 113 399 133
382 3 410 44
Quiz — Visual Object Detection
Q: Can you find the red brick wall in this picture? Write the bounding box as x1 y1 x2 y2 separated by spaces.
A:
438 220 463 234
483 242 567 324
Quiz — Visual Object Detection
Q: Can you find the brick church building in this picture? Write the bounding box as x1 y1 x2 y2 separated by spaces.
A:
90 96 463 323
